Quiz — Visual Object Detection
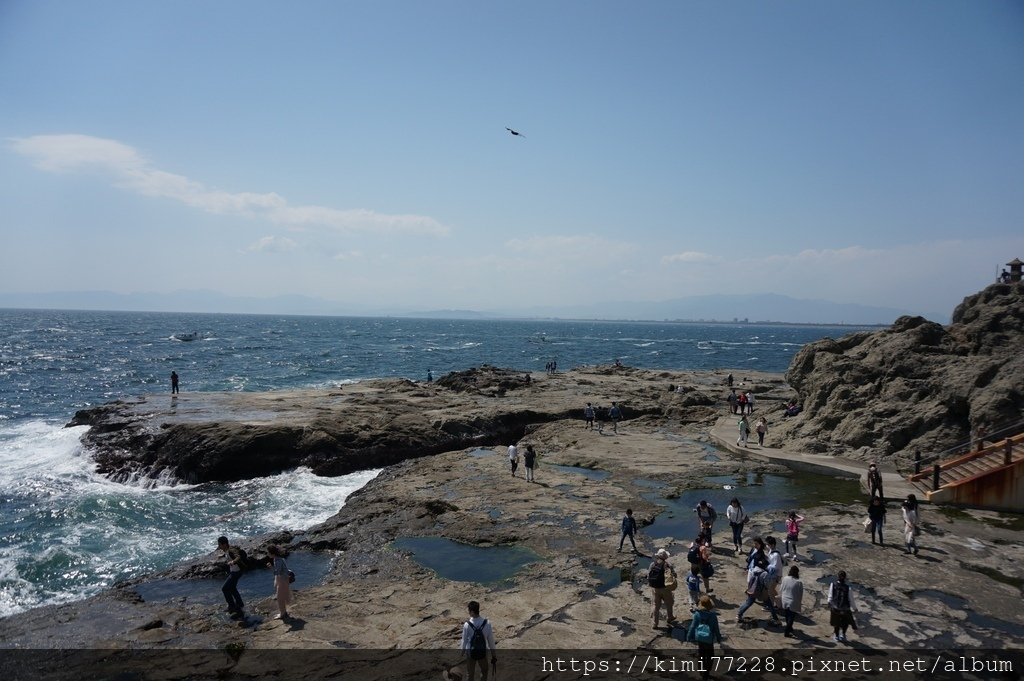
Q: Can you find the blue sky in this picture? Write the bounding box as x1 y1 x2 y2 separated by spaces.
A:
1 0 1022 319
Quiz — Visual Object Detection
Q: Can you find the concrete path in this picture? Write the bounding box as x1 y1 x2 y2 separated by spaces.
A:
709 414 919 501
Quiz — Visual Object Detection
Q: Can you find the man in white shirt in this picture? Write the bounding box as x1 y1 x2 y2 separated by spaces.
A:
507 444 519 478
456 600 497 681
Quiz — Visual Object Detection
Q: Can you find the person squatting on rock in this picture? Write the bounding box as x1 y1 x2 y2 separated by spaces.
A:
456 600 497 681
868 497 887 545
867 463 884 500
507 443 519 478
902 494 920 555
618 508 638 552
266 544 292 620
737 415 750 448
694 500 717 543
726 497 748 554
686 595 723 681
783 511 805 559
779 565 804 638
523 445 537 482
216 535 246 617
648 548 677 630
828 570 858 642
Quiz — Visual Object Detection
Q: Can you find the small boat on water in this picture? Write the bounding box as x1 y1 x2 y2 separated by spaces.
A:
172 332 199 342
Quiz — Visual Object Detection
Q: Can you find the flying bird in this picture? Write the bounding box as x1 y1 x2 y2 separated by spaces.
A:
506 127 525 138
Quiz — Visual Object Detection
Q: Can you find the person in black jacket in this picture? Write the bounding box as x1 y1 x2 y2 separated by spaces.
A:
867 497 887 545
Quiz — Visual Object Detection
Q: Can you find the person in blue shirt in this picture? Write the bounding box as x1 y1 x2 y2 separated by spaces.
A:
687 595 724 681
685 564 702 612
618 508 638 552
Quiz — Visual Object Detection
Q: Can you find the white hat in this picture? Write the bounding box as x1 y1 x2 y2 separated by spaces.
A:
655 548 670 559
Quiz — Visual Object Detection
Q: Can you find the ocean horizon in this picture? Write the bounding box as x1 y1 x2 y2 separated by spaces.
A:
0 308 872 618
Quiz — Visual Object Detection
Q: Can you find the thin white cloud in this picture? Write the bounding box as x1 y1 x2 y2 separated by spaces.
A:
10 134 450 237
333 250 364 261
504 234 632 256
245 235 297 253
661 250 718 264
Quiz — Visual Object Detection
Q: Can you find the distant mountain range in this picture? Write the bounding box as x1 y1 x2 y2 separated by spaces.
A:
0 290 946 325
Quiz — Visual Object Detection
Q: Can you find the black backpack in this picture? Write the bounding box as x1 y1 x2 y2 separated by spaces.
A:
687 545 702 565
647 563 665 588
832 582 851 610
468 619 488 660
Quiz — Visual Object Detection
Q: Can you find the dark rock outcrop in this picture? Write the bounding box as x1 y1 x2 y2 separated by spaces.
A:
777 282 1024 464
65 365 728 484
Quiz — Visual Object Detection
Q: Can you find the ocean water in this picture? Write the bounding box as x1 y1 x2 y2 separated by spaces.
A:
0 308 866 617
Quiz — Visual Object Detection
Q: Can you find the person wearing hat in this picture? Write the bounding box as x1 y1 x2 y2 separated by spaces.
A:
648 548 677 630
867 463 883 500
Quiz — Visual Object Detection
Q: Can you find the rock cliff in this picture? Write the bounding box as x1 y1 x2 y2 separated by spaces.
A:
775 282 1024 465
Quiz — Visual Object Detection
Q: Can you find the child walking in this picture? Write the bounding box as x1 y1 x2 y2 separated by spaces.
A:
783 511 805 559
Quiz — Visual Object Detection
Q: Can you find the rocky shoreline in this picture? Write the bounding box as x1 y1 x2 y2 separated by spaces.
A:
2 363 1022 680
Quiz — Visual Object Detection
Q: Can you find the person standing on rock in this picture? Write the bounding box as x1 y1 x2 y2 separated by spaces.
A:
216 536 246 618
755 416 768 447
902 494 920 555
867 497 886 545
609 401 623 433
779 564 803 638
867 463 883 500
783 511 805 560
726 497 748 554
583 402 595 430
618 508 638 552
736 391 747 415
266 545 291 620
648 548 677 631
828 570 857 642
456 600 497 681
507 443 519 478
686 595 723 681
737 415 750 448
523 445 537 482
727 389 738 414
745 391 755 414
171 371 179 395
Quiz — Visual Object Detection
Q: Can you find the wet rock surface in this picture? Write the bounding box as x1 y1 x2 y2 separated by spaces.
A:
3 365 1022 667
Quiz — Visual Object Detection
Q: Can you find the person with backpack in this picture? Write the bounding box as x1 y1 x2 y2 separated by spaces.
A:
609 402 623 433
736 391 748 415
726 497 748 554
686 595 723 681
735 563 780 626
783 511 805 559
618 508 638 553
583 402 595 430
779 565 804 638
216 535 246 618
458 600 497 681
648 548 677 631
828 570 858 642
746 536 768 574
